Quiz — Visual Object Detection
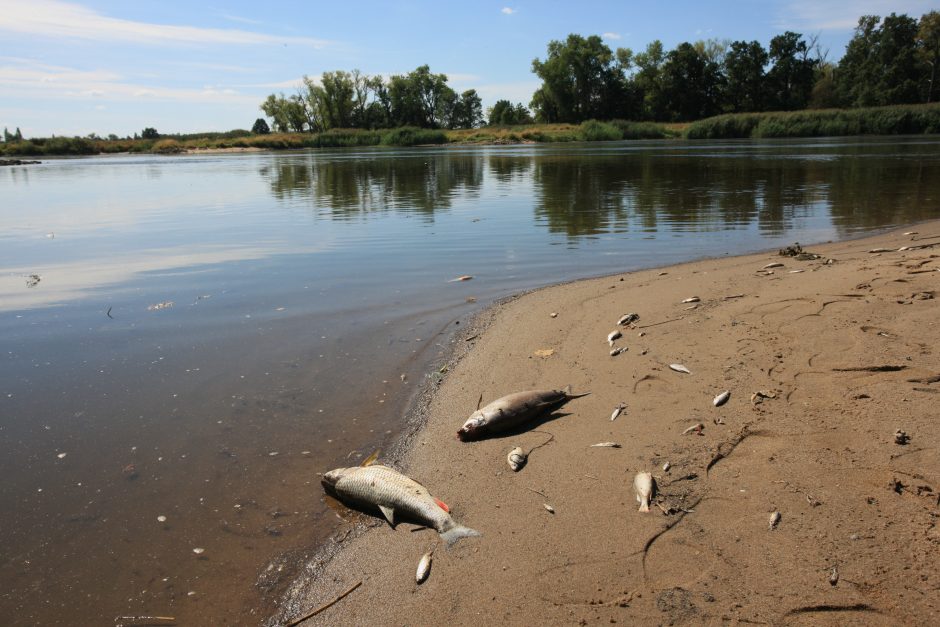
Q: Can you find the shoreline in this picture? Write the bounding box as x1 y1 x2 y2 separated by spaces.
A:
272 221 940 625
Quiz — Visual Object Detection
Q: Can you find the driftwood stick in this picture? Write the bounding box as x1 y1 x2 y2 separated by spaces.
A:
284 580 362 626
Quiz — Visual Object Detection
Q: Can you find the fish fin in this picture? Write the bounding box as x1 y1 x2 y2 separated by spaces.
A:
441 524 481 546
360 448 381 467
378 505 396 527
638 503 650 513
434 498 450 513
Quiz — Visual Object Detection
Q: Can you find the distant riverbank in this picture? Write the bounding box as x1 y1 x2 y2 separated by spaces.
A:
3 102 940 158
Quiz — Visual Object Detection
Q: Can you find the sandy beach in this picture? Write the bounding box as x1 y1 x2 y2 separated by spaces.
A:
274 223 939 626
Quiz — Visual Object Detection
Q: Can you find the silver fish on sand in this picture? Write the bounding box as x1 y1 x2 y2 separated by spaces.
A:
507 446 527 471
321 464 481 545
713 390 731 407
457 386 589 441
609 347 626 357
543 503 555 514
607 330 622 346
669 364 691 374
617 312 639 326
590 442 621 448
634 472 655 513
662 461 671 472
416 550 433 584
610 402 626 421
763 262 784 269
681 296 700 303
768 510 781 530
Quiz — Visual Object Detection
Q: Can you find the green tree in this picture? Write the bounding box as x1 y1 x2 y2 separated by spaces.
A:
451 89 483 128
659 42 724 121
919 11 940 102
530 34 629 123
487 100 533 125
251 118 271 134
766 31 817 110
3 127 11 142
141 127 159 139
724 40 768 112
387 65 455 128
837 14 922 107
632 40 667 119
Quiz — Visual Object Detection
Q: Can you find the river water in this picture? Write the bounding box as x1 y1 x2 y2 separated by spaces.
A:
1 137 939 624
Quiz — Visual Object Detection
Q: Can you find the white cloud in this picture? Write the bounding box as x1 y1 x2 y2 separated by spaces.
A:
0 0 329 47
602 32 621 40
501 7 517 15
473 80 541 108
777 0 933 30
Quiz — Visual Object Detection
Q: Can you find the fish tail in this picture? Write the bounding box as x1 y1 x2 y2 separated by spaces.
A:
440 524 482 546
562 384 590 399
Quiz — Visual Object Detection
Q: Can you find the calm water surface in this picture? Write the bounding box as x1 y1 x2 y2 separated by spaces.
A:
2 138 939 624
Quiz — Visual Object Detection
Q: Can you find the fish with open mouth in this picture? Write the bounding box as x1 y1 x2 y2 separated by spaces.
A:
457 386 589 441
321 464 481 545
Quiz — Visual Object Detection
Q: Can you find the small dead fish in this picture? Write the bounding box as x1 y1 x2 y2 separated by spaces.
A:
609 347 626 357
590 442 621 448
507 447 527 471
543 503 555 514
662 461 671 472
789 269 805 274
768 511 781 530
763 262 784 269
617 313 639 326
681 296 700 303
550 312 558 318
828 566 839 586
669 364 691 374
322 465 480 545
713 390 730 407
682 423 705 435
457 386 589 441
894 430 910 445
416 550 433 584
610 402 626 421
904 231 918 235
868 247 894 253
633 472 655 513
607 330 622 346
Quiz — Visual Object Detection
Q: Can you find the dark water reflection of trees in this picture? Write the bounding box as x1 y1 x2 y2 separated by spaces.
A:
261 144 940 236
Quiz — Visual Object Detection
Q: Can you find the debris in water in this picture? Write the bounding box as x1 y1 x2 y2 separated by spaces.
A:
157 515 167 523
56 452 67 459
768 511 781 530
449 275 473 282
669 364 691 374
26 274 41 288
192 547 205 555
147 301 174 311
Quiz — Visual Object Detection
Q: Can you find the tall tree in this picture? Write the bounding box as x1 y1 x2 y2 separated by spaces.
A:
251 118 270 134
724 40 769 112
659 42 724 121
632 40 667 120
919 11 940 102
766 31 817 110
451 90 483 128
837 14 922 107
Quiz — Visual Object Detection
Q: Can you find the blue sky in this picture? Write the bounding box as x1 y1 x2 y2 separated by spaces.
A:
0 0 935 137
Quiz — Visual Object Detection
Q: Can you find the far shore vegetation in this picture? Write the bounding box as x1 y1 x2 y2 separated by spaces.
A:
4 10 940 157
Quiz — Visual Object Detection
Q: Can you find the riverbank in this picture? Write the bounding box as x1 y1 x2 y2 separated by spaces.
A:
274 222 940 626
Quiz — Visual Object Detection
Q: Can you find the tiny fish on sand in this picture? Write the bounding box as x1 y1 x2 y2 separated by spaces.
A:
617 313 640 326
669 364 691 374
713 390 731 407
607 330 622 346
416 550 433 584
543 503 555 514
768 511 781 530
590 442 621 448
609 347 626 357
633 472 655 513
610 402 626 421
681 296 701 304
763 262 784 269
507 447 527 471
682 423 705 435
321 464 480 545
457 386 589 441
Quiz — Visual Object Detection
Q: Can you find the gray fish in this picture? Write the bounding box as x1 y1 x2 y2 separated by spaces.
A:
457 386 589 441
713 390 731 407
416 550 433 584
321 464 480 545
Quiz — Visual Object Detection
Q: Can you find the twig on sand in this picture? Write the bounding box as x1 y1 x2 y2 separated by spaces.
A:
114 616 175 627
284 580 362 626
525 486 549 498
636 316 684 329
832 365 907 372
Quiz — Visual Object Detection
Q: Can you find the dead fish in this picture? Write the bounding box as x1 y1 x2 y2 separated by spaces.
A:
763 262 784 269
769 511 781 530
868 248 894 253
590 442 621 448
321 464 480 545
617 313 639 326
416 550 433 584
543 503 555 514
457 386 589 441
607 330 622 346
610 402 626 421
894 430 910 445
789 269 805 274
662 461 671 472
634 472 655 513
681 296 700 303
713 390 730 407
550 312 558 318
507 446 527 471
669 364 691 374
682 423 705 435
904 231 918 235
828 566 839 586
609 347 626 357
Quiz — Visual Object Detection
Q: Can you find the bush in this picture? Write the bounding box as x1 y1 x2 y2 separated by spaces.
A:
152 139 184 154
579 119 622 141
609 120 670 139
381 126 448 146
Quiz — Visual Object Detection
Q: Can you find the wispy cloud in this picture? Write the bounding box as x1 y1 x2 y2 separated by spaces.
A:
602 32 621 40
0 0 329 47
473 80 541 107
777 0 933 30
501 7 517 15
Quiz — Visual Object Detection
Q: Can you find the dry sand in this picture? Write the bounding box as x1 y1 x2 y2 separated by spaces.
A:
275 223 939 626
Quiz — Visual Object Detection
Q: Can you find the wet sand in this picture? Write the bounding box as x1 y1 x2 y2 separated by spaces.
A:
275 223 939 626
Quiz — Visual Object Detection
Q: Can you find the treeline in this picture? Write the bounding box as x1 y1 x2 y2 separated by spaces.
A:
530 11 940 123
260 66 483 133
